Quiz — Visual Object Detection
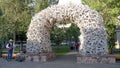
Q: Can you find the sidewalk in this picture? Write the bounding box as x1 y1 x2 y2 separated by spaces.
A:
0 52 120 68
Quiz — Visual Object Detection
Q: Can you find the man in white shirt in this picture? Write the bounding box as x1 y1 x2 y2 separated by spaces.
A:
6 39 15 61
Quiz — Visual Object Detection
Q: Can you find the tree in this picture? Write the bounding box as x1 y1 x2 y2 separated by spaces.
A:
0 0 32 42
50 22 80 46
83 0 120 52
50 25 65 46
65 23 80 42
34 0 49 13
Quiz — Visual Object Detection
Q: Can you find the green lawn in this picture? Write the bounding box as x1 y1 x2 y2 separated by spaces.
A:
52 46 71 56
2 46 21 53
1 45 71 56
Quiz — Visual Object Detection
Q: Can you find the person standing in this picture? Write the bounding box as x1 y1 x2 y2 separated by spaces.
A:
6 39 15 61
74 41 80 51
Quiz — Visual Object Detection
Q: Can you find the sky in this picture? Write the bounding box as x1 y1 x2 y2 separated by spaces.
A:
57 23 72 28
58 0 82 5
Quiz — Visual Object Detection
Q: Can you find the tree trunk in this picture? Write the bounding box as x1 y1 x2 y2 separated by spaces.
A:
13 31 16 42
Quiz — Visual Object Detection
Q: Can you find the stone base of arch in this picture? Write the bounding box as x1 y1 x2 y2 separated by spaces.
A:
77 54 115 64
25 52 56 62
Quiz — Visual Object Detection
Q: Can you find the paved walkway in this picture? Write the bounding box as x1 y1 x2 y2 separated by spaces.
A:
0 52 120 68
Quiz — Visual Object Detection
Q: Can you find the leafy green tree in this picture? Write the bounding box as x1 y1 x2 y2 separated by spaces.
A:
83 0 120 52
50 22 80 46
34 0 49 13
50 25 65 46
65 23 80 44
0 0 31 42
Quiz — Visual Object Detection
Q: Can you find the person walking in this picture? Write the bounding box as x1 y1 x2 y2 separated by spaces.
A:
6 39 15 61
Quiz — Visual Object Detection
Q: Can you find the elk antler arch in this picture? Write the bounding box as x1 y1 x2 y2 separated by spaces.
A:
26 4 108 56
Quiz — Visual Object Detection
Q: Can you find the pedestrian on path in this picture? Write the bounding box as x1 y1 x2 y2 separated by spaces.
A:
74 41 80 51
6 39 15 61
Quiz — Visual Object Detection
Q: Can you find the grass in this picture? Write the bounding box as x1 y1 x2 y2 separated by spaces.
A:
52 46 71 56
2 45 120 60
1 45 71 56
2 46 21 53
